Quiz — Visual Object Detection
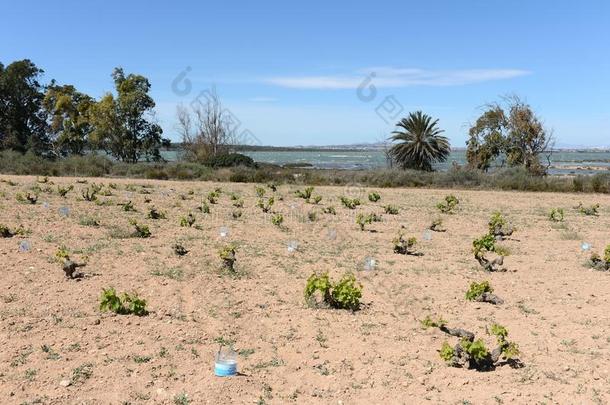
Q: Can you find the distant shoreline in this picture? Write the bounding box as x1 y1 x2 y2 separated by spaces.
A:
164 143 610 153
233 145 610 153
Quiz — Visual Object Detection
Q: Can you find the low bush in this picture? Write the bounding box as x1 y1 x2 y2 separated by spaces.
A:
473 234 506 272
465 281 503 304
356 212 381 231
437 195 459 214
429 218 446 232
368 192 381 202
548 208 564 222
393 230 420 255
588 244 610 271
203 153 255 168
438 323 520 371
384 205 399 215
340 196 361 209
99 287 148 316
257 197 274 213
488 212 514 239
129 220 151 238
304 272 362 311
57 185 74 197
180 213 196 227
323 206 336 215
271 213 284 227
576 202 600 216
219 244 237 271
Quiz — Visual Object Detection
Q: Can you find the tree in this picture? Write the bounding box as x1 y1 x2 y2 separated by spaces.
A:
467 96 553 175
89 68 165 163
43 82 94 157
388 111 450 171
176 88 237 162
0 59 49 154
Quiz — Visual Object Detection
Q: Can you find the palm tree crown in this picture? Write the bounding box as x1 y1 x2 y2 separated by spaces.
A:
388 111 450 171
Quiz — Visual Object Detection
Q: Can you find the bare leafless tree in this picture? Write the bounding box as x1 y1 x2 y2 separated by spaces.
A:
176 88 237 162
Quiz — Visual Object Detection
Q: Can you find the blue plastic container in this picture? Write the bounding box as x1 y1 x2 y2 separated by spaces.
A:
214 360 237 377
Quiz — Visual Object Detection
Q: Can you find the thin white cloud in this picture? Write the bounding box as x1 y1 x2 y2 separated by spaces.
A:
264 67 530 89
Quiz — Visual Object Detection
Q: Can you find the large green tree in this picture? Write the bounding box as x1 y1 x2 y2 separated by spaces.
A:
388 111 450 171
43 82 94 156
89 68 165 162
467 96 553 175
0 59 49 154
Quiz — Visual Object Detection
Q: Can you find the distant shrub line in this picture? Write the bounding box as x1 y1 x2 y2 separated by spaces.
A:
1 150 610 194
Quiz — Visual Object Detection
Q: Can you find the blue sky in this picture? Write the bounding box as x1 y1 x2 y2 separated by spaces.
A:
2 0 609 147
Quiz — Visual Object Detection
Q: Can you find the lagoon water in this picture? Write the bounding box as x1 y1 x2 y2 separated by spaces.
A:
162 149 610 175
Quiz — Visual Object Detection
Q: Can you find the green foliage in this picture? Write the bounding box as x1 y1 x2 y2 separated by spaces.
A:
88 67 166 162
465 281 493 301
207 191 219 204
0 224 13 238
437 195 459 213
257 196 274 213
295 186 314 200
548 207 564 222
605 245 610 264
203 153 255 168
384 204 399 215
122 200 136 212
389 111 450 171
16 192 38 204
421 315 447 329
54 246 70 262
255 186 266 198
488 212 506 233
393 231 418 255
577 202 599 216
219 244 237 271
43 83 93 156
57 185 74 197
304 272 362 311
99 287 148 316
461 338 489 363
180 212 195 227
340 196 361 209
472 234 496 258
466 96 550 175
129 220 151 238
331 273 363 311
199 200 210 214
439 341 455 362
368 192 381 202
0 59 49 154
81 187 98 201
490 324 520 360
271 213 284 227
322 206 336 215
311 195 322 204
232 199 244 208
356 212 381 231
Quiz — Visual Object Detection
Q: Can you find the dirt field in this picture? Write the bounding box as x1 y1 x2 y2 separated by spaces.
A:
1 175 610 405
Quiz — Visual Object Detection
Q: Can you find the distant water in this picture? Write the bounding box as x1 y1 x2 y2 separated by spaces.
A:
162 150 610 175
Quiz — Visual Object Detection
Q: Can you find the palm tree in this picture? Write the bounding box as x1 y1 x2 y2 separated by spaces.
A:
388 111 450 171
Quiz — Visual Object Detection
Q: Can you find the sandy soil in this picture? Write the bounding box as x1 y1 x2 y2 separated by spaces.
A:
1 175 610 405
